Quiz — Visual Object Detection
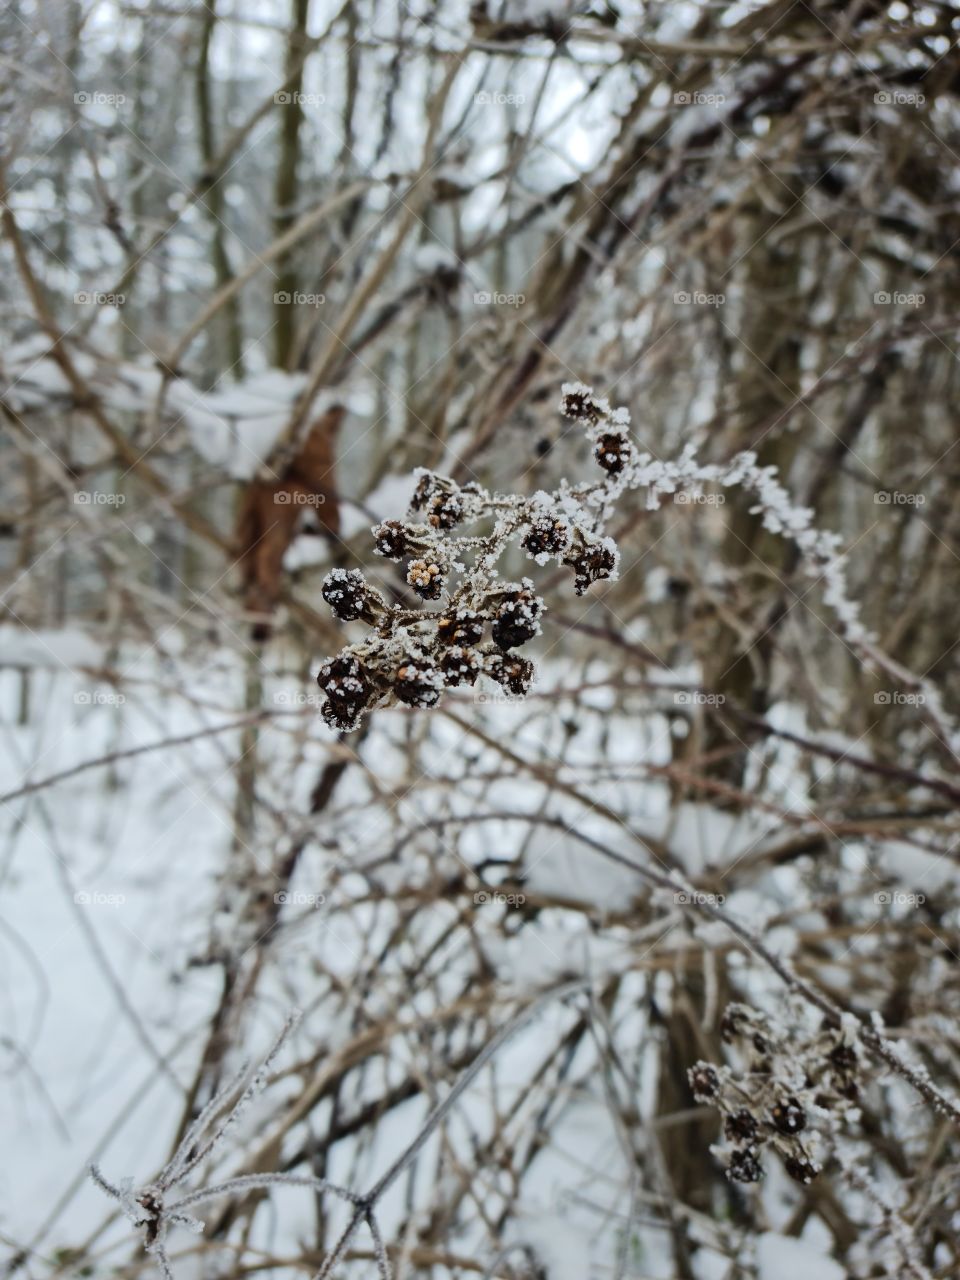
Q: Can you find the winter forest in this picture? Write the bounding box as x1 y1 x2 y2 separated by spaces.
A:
2 0 960 1277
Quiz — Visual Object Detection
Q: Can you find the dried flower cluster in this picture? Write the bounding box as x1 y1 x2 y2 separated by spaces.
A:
689 1002 864 1187
316 383 885 731
316 385 631 729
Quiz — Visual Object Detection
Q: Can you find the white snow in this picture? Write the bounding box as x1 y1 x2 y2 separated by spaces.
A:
0 345 373 481
756 1231 845 1280
0 624 104 670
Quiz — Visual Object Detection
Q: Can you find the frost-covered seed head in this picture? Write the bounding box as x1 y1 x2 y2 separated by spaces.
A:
395 663 443 708
317 653 373 729
492 591 542 650
560 382 608 424
770 1097 806 1136
437 611 484 648
521 513 571 559
488 653 535 698
784 1155 820 1185
426 490 463 530
372 519 409 560
727 1148 763 1184
407 559 445 600
439 645 482 687
593 431 631 475
566 538 618 595
411 473 463 530
411 472 440 511
321 568 368 622
725 1109 760 1144
689 1063 720 1101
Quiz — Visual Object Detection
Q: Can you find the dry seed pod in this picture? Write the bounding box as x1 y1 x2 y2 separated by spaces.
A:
491 591 541 650
437 611 484 647
593 431 631 475
439 645 482 687
317 654 374 730
727 1149 763 1184
521 513 571 560
321 569 370 621
372 520 410 560
407 559 445 600
395 662 443 707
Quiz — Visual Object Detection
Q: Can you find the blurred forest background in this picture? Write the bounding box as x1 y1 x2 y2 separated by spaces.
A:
2 0 960 1277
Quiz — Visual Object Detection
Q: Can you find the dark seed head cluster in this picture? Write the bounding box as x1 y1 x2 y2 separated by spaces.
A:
314 385 632 730
690 1002 865 1188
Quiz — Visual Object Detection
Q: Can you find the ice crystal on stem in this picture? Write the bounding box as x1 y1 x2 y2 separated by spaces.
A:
89 1013 393 1280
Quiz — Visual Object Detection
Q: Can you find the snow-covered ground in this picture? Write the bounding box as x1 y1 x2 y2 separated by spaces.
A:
0 637 945 1277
